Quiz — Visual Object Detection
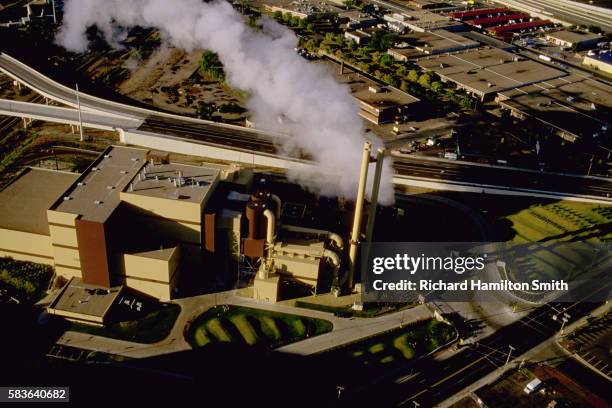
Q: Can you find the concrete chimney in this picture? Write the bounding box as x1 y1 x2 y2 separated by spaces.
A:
340 60 344 75
365 148 386 244
348 142 371 289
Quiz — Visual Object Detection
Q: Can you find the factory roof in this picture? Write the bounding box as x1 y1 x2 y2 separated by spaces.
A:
488 20 552 35
51 146 148 223
498 75 612 138
401 29 480 54
48 277 123 323
545 30 602 44
124 162 219 205
353 86 420 109
0 167 79 235
458 31 517 50
449 7 508 20
466 13 529 27
416 47 567 96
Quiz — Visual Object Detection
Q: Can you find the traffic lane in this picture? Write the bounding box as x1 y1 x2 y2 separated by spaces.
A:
394 161 612 197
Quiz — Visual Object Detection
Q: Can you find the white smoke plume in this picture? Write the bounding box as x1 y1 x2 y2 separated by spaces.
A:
56 0 395 204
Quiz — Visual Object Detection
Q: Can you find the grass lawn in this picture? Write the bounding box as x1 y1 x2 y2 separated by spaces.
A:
0 257 53 303
70 303 181 344
186 305 333 349
504 202 611 282
327 319 456 368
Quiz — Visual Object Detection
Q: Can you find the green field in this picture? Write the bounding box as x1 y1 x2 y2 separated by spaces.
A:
328 319 456 367
504 202 611 282
70 303 181 344
186 305 333 349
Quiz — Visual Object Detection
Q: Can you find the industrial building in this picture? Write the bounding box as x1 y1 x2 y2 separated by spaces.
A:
338 10 379 30
408 0 451 10
487 20 553 39
449 7 509 21
384 10 465 33
391 29 480 56
583 51 612 74
263 2 340 20
0 145 369 321
345 29 371 45
466 13 530 29
545 30 603 50
353 85 421 124
415 47 567 100
497 75 612 142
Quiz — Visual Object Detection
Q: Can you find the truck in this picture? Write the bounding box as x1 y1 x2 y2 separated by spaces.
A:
523 378 542 395
538 54 552 62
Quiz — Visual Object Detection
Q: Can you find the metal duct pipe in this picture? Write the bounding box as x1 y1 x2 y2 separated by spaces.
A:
328 232 344 251
279 225 344 250
348 142 371 289
263 209 276 260
324 249 342 297
270 194 282 220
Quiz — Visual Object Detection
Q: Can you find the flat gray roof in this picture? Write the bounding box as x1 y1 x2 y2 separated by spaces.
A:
402 29 479 53
0 168 79 235
498 75 612 138
416 47 567 95
49 277 122 319
126 162 219 204
546 30 601 44
52 146 148 223
354 86 420 109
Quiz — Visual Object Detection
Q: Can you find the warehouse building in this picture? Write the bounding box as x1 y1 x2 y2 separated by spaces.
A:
545 30 602 50
0 146 347 320
391 29 480 56
497 75 612 142
384 10 465 32
583 50 612 74
353 85 421 124
416 47 567 100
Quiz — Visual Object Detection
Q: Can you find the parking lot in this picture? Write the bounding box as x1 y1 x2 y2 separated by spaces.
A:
565 312 612 379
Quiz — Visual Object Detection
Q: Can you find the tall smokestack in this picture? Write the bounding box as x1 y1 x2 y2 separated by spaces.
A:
348 142 371 289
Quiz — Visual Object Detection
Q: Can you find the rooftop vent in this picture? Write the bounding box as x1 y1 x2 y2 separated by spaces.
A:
106 186 115 190
103 154 111 158
131 158 139 162
120 170 128 174
94 200 103 205
92 167 99 171
77 182 85 186
63 196 72 201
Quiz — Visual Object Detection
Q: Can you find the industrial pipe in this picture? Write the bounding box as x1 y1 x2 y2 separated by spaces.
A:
270 194 282 220
279 225 344 250
323 249 341 296
348 142 372 290
263 209 276 260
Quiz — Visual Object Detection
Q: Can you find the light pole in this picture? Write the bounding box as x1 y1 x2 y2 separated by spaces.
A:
76 84 84 142
504 345 515 368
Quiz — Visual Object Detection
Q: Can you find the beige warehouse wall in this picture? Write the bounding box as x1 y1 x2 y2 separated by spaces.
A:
123 248 179 283
52 245 81 269
54 265 82 280
123 277 174 301
120 193 202 224
49 225 79 248
0 228 54 265
47 210 78 227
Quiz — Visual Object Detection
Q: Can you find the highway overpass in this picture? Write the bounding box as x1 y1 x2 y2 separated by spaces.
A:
0 52 611 204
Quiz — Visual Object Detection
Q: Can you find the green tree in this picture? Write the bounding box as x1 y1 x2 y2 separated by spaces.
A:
290 16 301 27
298 18 307 29
282 12 292 24
360 3 374 13
418 73 431 88
380 53 393 67
445 88 456 100
348 40 358 52
306 22 315 32
407 69 419 82
368 30 395 52
343 0 356 8
273 10 282 20
396 65 408 77
588 25 602 34
431 81 443 93
461 94 474 110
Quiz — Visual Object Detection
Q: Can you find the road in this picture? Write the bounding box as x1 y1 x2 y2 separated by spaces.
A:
1 52 612 202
